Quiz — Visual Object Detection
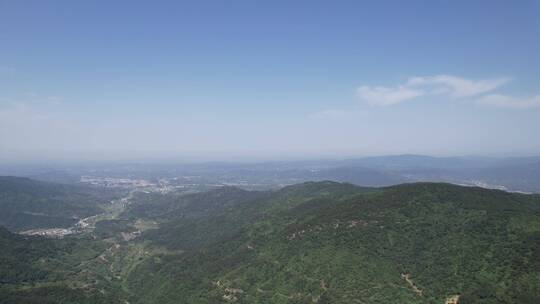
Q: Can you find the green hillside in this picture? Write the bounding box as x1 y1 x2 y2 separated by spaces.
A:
0 176 122 231
0 226 116 304
0 181 539 304
124 182 540 303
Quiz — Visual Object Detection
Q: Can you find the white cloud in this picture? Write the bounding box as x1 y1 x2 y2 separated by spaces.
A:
407 75 510 97
357 74 510 106
357 85 424 106
476 94 540 109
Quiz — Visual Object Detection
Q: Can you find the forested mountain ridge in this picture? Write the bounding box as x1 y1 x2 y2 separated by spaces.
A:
0 179 539 303
127 182 540 303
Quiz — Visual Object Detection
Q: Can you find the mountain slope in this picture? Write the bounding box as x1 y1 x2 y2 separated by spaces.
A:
125 182 540 303
0 176 121 231
0 225 116 304
0 181 538 303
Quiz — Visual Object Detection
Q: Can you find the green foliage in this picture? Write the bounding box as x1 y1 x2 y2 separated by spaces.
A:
0 176 122 231
124 182 540 303
94 219 136 238
0 181 539 303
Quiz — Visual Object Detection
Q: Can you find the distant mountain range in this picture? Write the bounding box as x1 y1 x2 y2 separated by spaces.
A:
315 155 540 192
4 154 538 192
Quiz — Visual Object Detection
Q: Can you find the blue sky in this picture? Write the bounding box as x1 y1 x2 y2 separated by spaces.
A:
1 0 539 161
